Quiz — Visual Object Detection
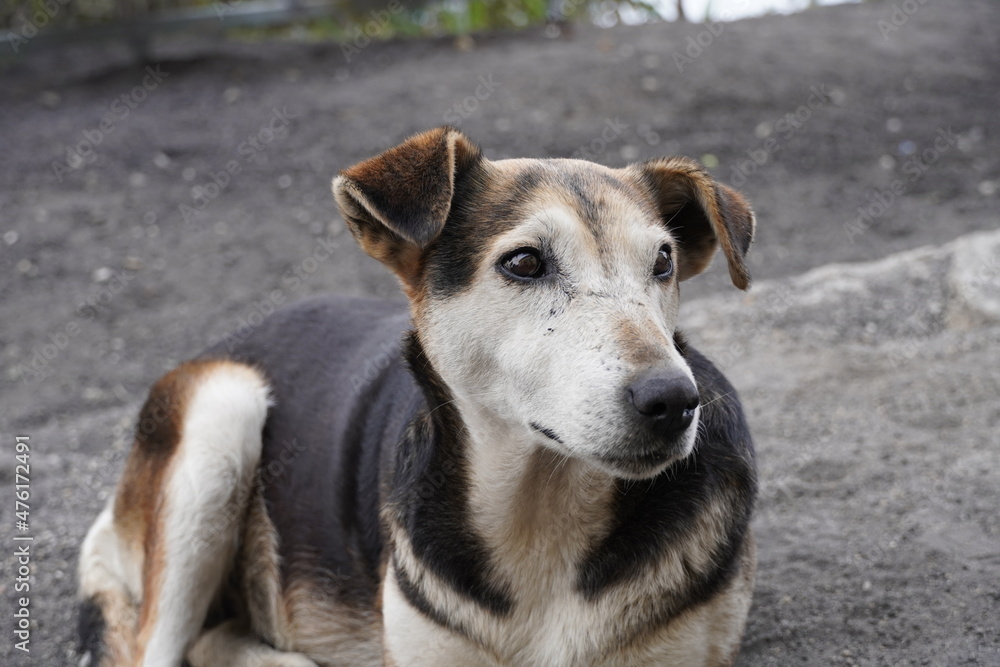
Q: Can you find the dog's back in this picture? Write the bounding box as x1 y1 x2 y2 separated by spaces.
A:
204 295 417 613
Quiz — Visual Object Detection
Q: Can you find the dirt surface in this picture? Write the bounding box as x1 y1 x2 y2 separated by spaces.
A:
2 0 999 664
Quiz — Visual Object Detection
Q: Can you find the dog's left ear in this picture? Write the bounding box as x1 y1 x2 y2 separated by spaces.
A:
627 157 755 290
333 127 482 292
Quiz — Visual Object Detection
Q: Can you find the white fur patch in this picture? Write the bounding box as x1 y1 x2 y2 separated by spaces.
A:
138 364 271 666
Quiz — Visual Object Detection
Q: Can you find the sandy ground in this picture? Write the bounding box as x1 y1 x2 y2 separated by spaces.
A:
1 0 998 664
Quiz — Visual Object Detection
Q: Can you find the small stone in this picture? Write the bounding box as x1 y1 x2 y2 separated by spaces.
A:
39 90 61 108
619 145 640 161
93 267 114 283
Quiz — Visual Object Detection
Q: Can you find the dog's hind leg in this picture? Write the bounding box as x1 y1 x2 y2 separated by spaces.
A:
79 503 141 666
188 620 318 667
78 360 271 667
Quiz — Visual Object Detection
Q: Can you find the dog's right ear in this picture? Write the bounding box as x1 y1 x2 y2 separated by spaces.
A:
333 127 482 293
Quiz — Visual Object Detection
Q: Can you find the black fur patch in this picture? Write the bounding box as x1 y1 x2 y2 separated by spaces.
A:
393 554 456 631
426 165 543 299
576 333 756 622
386 332 514 619
77 597 105 664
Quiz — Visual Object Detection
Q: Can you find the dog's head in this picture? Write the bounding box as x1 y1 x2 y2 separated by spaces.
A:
334 128 754 479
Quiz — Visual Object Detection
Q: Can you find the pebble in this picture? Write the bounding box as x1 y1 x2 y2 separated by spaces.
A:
39 90 61 108
619 145 640 161
92 266 114 283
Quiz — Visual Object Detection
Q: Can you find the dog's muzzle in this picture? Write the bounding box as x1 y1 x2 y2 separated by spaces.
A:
593 367 700 477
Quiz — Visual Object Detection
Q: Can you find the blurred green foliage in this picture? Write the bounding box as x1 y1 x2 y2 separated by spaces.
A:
1 0 660 37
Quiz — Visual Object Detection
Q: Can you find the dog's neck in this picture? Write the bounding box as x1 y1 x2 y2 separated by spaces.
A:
399 333 617 587
459 399 616 564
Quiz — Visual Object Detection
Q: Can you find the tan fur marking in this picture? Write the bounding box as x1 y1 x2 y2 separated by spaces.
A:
127 360 254 655
281 579 382 665
114 362 200 657
616 316 674 367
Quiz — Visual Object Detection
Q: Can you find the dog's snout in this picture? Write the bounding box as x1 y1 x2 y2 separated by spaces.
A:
627 369 699 435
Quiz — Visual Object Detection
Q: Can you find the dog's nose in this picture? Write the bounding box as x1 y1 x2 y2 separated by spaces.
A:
627 369 700 435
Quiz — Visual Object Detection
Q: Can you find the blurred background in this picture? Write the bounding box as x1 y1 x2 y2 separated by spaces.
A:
1 0 998 665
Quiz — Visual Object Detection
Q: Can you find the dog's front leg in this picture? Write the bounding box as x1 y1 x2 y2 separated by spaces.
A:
381 563 497 667
188 620 318 667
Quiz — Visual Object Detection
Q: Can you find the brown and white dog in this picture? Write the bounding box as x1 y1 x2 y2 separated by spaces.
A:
78 127 758 667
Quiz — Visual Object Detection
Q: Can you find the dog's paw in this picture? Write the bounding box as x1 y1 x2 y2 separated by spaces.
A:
258 653 318 667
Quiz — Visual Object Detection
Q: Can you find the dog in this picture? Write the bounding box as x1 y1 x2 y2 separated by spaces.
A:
78 127 758 667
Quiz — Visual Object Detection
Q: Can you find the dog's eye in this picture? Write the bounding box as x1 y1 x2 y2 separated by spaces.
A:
500 248 545 280
653 245 674 279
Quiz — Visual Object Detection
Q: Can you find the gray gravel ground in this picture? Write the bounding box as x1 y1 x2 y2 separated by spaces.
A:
1 0 999 664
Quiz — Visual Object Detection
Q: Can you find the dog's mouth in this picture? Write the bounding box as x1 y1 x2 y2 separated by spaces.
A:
531 422 689 479
530 422 565 446
593 447 681 478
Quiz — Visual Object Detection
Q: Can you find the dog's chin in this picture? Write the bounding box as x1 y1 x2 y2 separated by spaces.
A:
529 422 697 481
591 433 697 480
